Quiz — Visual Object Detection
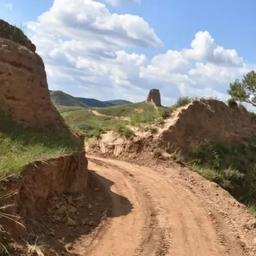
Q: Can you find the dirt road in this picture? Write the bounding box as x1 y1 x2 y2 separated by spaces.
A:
72 157 256 256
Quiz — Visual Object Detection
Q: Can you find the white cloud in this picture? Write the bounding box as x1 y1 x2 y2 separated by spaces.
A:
104 0 140 6
141 31 251 102
27 0 253 105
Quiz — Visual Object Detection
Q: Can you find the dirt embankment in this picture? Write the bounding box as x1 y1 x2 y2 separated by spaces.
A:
0 37 63 127
88 99 256 160
160 100 256 157
0 21 88 254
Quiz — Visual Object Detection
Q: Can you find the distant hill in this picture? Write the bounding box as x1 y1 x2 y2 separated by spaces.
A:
50 90 131 108
50 91 86 107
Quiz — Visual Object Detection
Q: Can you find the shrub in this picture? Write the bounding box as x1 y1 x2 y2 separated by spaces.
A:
161 109 171 119
191 139 256 205
171 97 192 111
227 98 238 108
115 126 134 138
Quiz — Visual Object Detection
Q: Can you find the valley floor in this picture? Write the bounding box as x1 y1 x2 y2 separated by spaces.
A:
70 157 256 256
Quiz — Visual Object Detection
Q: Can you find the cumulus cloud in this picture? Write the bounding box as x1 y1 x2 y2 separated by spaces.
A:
27 0 253 105
103 0 140 6
141 31 251 102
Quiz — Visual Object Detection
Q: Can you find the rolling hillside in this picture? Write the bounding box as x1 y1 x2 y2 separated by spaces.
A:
50 90 131 108
57 102 170 139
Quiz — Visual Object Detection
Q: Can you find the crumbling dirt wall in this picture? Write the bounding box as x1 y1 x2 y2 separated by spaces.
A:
4 151 88 220
160 100 256 156
0 37 63 127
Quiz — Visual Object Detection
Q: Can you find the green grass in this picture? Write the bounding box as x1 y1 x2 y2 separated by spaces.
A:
96 102 170 126
58 106 129 139
0 113 80 176
57 103 170 139
249 205 256 217
190 139 256 206
170 97 192 111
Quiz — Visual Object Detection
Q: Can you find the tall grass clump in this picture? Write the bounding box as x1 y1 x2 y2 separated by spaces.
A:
171 97 192 111
191 139 256 206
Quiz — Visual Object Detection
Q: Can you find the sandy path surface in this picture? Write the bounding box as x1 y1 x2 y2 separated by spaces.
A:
72 157 256 256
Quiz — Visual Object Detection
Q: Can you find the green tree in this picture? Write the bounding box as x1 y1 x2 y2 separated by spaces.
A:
228 70 256 107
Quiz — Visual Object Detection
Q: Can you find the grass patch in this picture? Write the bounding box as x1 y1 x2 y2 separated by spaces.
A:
96 102 169 126
0 113 80 176
58 103 170 139
57 106 129 139
190 139 256 205
114 126 134 138
249 205 256 217
171 97 192 111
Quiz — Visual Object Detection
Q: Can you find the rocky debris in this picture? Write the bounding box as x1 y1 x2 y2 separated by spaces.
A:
0 37 63 127
19 171 111 255
146 89 161 106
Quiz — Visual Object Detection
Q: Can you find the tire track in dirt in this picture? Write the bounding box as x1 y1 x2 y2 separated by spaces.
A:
72 157 251 256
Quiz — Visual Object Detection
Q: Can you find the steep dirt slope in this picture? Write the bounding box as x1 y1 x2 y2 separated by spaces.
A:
69 157 256 256
0 37 63 127
160 99 256 156
0 21 88 254
88 99 256 160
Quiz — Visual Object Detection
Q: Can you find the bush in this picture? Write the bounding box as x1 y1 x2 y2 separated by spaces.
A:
171 97 192 111
161 110 170 119
227 98 238 108
115 126 134 138
191 139 256 204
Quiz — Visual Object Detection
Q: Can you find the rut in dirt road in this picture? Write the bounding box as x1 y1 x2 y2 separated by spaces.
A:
71 157 255 256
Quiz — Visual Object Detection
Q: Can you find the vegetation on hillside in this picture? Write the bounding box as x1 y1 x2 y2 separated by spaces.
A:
0 112 80 176
96 102 169 126
57 102 170 139
191 139 256 208
50 90 131 108
229 70 256 108
50 91 87 107
58 106 129 139
170 97 192 111
0 19 34 51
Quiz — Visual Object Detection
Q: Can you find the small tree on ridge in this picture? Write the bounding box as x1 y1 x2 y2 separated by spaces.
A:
228 70 256 107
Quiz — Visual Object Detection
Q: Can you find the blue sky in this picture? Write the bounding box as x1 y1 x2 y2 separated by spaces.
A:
1 0 256 104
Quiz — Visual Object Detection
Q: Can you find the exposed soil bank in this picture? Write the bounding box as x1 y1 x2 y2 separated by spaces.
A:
0 151 88 253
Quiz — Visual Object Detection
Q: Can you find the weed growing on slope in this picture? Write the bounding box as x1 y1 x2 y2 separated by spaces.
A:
191 139 256 205
0 113 80 176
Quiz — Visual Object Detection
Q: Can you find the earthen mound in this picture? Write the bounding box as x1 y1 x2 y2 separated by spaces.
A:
0 19 35 51
0 21 89 254
0 37 65 127
160 99 256 157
